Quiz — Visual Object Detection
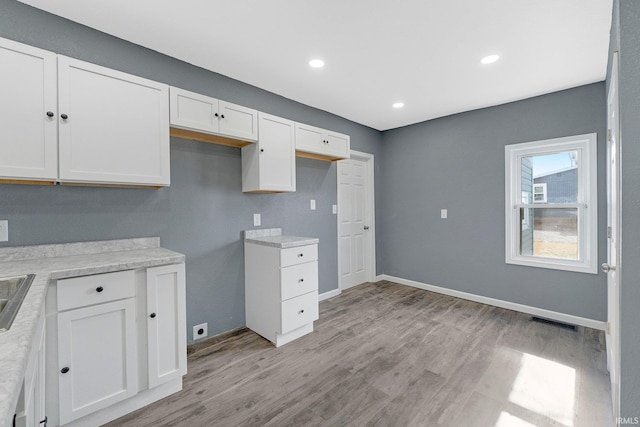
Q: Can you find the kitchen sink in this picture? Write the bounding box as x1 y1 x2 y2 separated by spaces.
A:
0 274 35 332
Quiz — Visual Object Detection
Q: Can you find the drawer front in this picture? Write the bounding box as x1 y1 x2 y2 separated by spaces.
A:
281 290 319 334
281 261 318 301
280 244 318 268
57 270 135 311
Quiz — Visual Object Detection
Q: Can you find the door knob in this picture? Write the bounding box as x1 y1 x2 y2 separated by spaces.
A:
602 263 616 273
364 226 370 230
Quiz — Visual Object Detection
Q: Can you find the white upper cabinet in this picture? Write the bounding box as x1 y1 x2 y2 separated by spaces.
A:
242 113 295 193
295 123 350 161
0 38 58 182
58 56 170 186
170 87 258 143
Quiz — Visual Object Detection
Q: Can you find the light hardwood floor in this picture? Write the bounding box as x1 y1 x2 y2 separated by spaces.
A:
106 281 613 427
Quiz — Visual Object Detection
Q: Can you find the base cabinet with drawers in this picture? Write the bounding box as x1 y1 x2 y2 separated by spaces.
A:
244 240 319 347
45 263 186 426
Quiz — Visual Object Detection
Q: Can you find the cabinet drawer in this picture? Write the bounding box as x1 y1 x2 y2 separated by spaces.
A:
281 261 318 301
280 290 318 334
57 270 135 311
280 245 318 268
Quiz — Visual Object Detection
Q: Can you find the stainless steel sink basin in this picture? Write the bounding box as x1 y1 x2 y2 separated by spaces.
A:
0 274 35 332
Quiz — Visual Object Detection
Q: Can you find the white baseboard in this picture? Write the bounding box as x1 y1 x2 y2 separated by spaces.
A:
377 274 606 331
319 288 341 301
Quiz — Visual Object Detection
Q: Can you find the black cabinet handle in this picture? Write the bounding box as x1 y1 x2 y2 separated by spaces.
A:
60 367 70 374
46 111 54 117
150 313 156 318
96 286 104 293
214 113 219 117
60 113 68 120
39 416 48 426
221 114 225 119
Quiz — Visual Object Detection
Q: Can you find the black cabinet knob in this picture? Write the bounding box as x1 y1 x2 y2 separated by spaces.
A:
60 367 70 374
298 309 305 314
150 313 156 318
221 114 225 119
60 113 68 120
299 278 304 282
260 148 264 152
298 253 304 257
46 111 54 117
96 286 104 293
214 113 219 117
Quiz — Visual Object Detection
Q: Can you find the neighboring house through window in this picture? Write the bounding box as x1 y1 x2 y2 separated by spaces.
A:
505 133 597 274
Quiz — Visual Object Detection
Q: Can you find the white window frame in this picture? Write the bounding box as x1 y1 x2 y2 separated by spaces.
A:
505 133 597 274
533 183 547 203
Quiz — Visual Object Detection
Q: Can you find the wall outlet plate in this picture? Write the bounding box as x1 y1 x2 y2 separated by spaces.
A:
253 213 261 226
440 209 448 219
310 200 316 210
0 220 7 242
193 323 208 341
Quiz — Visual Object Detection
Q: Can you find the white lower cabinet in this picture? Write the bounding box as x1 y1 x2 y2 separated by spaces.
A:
14 307 46 427
57 299 138 424
245 242 319 347
46 263 186 426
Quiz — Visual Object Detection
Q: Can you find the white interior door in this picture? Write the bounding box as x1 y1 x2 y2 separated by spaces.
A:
606 51 621 419
338 152 375 290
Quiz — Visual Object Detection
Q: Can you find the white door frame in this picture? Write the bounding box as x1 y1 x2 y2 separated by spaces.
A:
606 50 621 420
337 150 376 291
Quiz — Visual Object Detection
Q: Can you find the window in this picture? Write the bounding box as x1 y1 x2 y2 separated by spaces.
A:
505 133 597 274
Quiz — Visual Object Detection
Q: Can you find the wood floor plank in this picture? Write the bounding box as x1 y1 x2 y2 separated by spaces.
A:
105 281 613 427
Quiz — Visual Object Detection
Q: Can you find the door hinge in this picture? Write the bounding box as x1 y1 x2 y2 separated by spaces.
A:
607 226 612 238
608 129 612 142
606 322 611 334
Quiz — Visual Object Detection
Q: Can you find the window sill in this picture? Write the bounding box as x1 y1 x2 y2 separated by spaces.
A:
506 256 598 274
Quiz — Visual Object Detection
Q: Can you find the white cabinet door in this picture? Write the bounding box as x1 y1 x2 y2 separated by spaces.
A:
0 38 57 181
57 299 138 425
294 123 325 154
169 87 219 134
242 113 295 192
146 263 187 389
58 56 170 186
295 122 350 160
219 100 258 142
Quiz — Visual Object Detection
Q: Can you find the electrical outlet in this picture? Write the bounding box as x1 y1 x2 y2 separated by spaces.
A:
310 200 316 210
332 205 337 214
253 213 261 226
441 209 448 219
0 220 7 242
193 323 208 341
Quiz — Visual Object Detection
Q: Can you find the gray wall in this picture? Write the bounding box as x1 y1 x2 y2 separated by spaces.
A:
607 0 640 420
0 0 383 342
380 83 607 321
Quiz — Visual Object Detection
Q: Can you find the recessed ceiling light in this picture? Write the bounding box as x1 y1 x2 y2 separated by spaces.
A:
392 102 405 109
309 59 325 68
481 54 500 64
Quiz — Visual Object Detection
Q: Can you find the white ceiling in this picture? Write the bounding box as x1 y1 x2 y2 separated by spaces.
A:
18 0 612 131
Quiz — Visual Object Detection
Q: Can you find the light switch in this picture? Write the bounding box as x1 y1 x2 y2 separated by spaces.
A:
0 220 7 242
332 204 337 214
310 200 316 210
441 209 448 219
253 214 261 226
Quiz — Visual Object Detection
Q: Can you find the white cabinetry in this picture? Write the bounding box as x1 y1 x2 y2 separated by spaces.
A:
0 38 58 182
242 113 296 193
169 87 258 145
56 271 138 424
295 123 350 161
245 242 319 346
145 264 187 388
46 264 187 426
58 56 170 186
14 307 46 427
0 37 170 187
